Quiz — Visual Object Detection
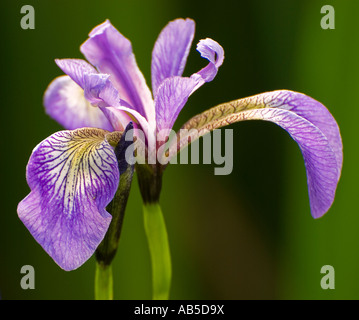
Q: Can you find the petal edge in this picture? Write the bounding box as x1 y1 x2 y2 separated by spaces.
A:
173 90 342 218
17 128 121 270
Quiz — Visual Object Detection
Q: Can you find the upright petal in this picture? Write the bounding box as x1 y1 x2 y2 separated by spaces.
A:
44 75 113 131
171 90 342 218
154 38 224 134
80 20 155 125
17 128 122 270
151 18 195 96
155 76 198 138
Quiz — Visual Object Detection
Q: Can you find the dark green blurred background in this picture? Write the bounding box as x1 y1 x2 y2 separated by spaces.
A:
1 0 357 299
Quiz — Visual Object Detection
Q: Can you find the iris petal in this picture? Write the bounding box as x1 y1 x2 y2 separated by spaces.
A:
272 91 343 176
151 18 195 96
44 75 113 131
55 59 122 108
243 107 339 218
80 20 155 126
154 38 224 134
17 128 122 270
155 76 198 138
49 59 136 131
55 58 97 88
173 90 342 218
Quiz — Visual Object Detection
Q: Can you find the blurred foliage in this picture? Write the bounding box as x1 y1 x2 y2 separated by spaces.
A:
0 0 357 299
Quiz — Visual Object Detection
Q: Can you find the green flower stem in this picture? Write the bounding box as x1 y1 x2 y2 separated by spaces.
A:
95 262 113 300
136 163 170 300
94 163 134 299
143 202 172 300
95 164 133 265
94 125 134 300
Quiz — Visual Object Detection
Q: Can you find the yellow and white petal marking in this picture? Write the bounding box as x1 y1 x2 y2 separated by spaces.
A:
18 128 122 270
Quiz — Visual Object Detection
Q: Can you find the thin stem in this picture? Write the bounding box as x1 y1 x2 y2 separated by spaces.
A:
143 202 172 300
94 123 134 300
94 262 113 300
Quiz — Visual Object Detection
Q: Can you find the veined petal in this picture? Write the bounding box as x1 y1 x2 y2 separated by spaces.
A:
47 59 131 132
172 90 342 218
154 38 224 135
55 58 97 88
17 128 123 270
44 75 113 131
55 59 123 109
272 91 343 176
151 18 195 96
80 20 155 125
155 76 198 138
82 72 121 107
242 108 338 218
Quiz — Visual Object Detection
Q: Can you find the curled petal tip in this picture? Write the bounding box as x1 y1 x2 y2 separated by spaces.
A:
195 38 225 83
197 38 225 68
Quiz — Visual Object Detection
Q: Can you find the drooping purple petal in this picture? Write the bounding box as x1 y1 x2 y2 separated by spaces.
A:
271 90 343 176
151 18 195 96
80 20 155 125
44 75 113 131
243 107 340 218
17 128 122 270
175 90 342 218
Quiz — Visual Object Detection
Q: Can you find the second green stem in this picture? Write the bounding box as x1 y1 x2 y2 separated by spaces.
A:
143 202 172 300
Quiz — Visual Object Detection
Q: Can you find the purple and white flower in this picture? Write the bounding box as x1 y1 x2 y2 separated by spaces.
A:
18 18 224 270
18 18 342 272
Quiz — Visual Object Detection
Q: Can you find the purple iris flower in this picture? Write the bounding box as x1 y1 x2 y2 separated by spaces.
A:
17 18 342 273
17 18 224 271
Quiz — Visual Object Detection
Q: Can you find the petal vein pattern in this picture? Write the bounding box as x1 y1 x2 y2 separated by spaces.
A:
173 90 342 218
17 128 120 270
